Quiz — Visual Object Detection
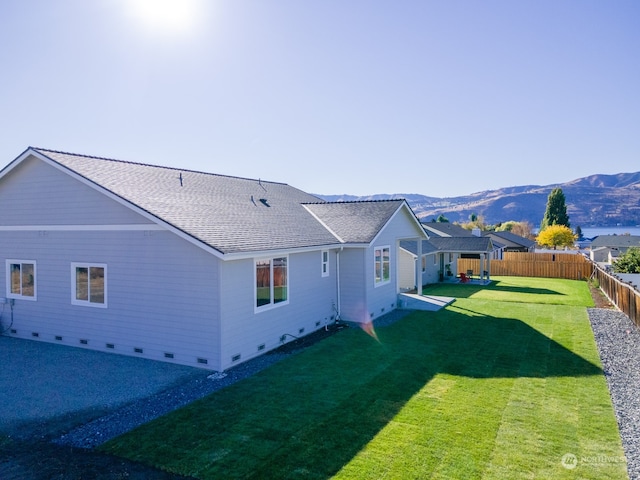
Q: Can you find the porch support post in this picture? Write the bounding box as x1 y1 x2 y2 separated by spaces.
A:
416 238 423 296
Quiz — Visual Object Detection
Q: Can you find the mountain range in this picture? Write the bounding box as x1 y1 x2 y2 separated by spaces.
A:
320 172 640 228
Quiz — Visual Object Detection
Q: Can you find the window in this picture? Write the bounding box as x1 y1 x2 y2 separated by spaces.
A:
72 263 107 307
255 256 288 310
321 250 329 277
6 260 36 300
374 246 390 285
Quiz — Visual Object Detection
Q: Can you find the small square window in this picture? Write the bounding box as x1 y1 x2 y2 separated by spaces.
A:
6 260 37 300
71 263 107 308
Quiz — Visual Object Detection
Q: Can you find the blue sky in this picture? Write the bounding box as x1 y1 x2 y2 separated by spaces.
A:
1 1 638 197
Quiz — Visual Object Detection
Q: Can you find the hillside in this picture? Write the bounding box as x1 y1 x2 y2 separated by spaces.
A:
320 172 640 227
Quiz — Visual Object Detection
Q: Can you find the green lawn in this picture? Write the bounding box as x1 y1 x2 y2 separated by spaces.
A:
101 277 627 479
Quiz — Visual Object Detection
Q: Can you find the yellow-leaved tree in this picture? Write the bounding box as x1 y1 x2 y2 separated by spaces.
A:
536 224 576 250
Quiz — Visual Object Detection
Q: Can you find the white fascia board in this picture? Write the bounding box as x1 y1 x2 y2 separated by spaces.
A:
0 147 33 181
369 202 429 246
21 149 226 260
399 246 418 259
222 243 346 261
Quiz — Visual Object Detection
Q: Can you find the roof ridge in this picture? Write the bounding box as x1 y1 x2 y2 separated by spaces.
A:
302 199 405 205
31 147 290 186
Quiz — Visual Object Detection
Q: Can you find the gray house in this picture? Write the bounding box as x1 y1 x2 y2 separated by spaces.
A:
589 235 640 265
0 148 427 371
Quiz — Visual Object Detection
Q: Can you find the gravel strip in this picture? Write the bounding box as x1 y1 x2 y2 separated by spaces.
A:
55 351 292 449
588 307 640 480
56 313 412 450
57 305 640 480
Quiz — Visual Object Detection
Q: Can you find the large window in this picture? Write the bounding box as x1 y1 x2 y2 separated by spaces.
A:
6 260 36 300
374 246 390 286
255 256 288 310
72 263 107 307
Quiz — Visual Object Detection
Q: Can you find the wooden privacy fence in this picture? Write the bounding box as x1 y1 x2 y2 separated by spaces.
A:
592 264 640 327
458 252 594 280
457 251 640 326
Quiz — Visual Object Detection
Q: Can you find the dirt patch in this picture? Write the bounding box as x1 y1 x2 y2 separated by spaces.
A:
589 282 615 309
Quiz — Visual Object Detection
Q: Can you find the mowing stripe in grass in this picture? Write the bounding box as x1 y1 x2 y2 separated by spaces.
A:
101 278 626 480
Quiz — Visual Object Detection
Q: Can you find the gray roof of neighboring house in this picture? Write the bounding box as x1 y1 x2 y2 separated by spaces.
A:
485 231 536 248
303 200 408 244
428 236 493 252
25 148 399 255
590 235 640 248
399 240 439 256
422 222 473 237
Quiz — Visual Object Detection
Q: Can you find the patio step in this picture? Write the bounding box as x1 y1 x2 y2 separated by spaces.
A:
397 293 455 312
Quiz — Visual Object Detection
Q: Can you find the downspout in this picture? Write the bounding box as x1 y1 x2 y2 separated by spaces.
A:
336 247 342 319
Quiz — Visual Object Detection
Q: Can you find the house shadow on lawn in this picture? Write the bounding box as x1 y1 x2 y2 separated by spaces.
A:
424 280 566 300
257 312 602 477
107 308 605 479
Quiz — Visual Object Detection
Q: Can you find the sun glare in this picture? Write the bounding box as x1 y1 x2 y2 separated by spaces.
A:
127 0 202 34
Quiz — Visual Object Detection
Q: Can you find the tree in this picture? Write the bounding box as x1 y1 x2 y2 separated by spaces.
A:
575 225 583 240
540 188 570 230
613 247 640 273
436 214 449 223
496 220 534 239
536 224 576 249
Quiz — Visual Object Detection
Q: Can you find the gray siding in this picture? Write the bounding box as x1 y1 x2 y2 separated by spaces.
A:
0 155 153 226
218 250 337 370
0 229 221 369
337 248 367 323
364 207 425 322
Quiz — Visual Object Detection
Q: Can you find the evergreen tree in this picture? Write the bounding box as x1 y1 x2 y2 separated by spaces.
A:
540 188 570 230
613 247 640 273
575 225 583 240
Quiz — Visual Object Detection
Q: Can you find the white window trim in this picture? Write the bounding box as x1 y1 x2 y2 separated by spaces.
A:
374 245 391 287
6 259 37 301
254 256 289 313
321 250 329 277
71 262 108 308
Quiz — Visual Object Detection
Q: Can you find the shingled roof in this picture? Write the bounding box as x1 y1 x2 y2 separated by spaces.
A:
303 200 407 243
19 148 415 256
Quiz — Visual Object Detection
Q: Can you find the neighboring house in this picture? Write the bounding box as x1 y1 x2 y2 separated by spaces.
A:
589 235 640 265
484 230 536 259
422 222 474 238
0 148 428 371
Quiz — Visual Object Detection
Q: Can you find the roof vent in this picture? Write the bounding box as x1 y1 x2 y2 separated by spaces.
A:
259 198 270 207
